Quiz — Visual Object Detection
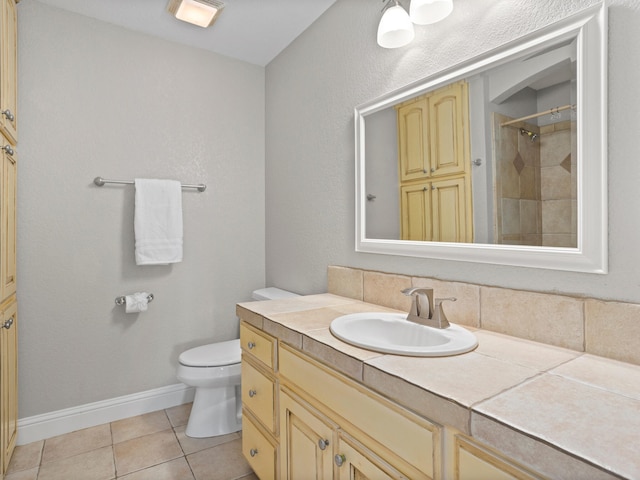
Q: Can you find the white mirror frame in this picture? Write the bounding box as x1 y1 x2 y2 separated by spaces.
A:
355 4 607 273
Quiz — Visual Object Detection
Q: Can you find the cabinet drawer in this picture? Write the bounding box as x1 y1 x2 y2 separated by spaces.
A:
242 359 276 433
455 435 544 480
279 344 438 478
242 412 277 480
240 322 276 369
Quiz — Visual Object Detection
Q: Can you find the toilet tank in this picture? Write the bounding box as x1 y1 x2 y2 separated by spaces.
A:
251 287 299 301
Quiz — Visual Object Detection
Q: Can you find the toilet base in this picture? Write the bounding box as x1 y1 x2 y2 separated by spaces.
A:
185 385 242 438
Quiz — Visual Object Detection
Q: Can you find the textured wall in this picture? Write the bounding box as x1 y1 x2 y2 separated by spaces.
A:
265 0 640 303
18 2 266 417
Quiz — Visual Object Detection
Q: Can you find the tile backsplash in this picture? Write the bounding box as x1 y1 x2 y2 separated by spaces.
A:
327 266 640 366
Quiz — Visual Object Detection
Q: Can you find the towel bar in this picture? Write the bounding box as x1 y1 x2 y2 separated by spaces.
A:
94 177 206 192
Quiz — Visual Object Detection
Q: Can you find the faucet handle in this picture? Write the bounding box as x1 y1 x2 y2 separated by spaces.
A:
433 297 456 328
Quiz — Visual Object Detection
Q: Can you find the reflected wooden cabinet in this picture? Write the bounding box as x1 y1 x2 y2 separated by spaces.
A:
1 298 17 477
401 176 472 243
397 81 473 242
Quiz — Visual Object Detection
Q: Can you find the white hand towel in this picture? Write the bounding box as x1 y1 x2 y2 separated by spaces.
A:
134 179 183 265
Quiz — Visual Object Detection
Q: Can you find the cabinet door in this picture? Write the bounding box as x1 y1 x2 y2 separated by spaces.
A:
0 139 16 302
397 98 430 182
0 0 16 145
334 433 406 480
400 182 432 241
280 389 334 480
428 81 469 178
1 299 17 473
431 176 473 243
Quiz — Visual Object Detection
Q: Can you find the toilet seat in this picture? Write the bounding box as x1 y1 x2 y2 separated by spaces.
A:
179 339 240 367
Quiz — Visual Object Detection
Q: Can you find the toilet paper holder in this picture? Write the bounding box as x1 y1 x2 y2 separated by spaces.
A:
115 293 154 306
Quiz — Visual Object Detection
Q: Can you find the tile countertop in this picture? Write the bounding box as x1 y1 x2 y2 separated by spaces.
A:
237 294 640 480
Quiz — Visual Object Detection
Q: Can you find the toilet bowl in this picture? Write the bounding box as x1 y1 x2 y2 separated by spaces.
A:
177 287 299 438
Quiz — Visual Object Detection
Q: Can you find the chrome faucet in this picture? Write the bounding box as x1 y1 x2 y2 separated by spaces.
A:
402 287 456 329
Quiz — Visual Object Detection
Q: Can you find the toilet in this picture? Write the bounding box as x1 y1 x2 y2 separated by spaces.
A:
177 287 299 438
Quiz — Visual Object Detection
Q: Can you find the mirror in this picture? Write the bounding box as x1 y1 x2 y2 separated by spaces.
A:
355 4 607 273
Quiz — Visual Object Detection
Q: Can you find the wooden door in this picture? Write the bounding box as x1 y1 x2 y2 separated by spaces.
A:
431 177 472 243
397 98 430 182
400 182 432 241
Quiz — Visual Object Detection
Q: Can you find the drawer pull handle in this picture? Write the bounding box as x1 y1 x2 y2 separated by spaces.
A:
2 145 13 156
250 448 258 457
2 317 13 329
334 454 346 467
248 389 257 398
1 109 14 122
247 341 256 349
318 439 329 450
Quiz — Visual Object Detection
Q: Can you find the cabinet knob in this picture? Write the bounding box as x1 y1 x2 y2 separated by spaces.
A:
431 167 435 172
334 454 346 467
2 317 13 329
250 448 258 457
248 389 257 398
1 109 14 122
2 145 13 156
318 438 329 450
247 341 256 349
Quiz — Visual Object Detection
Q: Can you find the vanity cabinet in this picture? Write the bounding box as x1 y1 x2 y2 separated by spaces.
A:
0 297 17 478
396 81 472 242
0 0 17 145
278 344 439 480
447 431 545 480
240 322 279 479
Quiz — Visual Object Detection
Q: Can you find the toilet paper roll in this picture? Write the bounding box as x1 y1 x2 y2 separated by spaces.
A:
125 292 149 313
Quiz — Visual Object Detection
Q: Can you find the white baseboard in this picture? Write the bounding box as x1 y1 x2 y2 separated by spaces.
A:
17 383 195 445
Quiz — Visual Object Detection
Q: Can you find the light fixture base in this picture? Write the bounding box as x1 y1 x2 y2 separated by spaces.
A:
166 0 225 28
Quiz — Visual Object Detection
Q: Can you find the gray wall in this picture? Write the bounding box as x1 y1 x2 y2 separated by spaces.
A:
265 0 640 304
18 2 266 417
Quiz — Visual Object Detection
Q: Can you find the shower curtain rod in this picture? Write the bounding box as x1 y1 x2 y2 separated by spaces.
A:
500 104 575 127
93 177 207 192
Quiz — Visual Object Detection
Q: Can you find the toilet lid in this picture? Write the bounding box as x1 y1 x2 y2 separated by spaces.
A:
179 339 241 367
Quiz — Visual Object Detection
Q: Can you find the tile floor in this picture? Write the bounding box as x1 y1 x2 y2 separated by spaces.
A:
5 403 257 480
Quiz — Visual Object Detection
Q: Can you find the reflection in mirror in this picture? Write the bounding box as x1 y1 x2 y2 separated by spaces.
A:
365 40 577 247
355 4 607 272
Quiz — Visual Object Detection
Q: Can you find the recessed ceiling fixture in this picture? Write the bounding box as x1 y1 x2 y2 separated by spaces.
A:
166 0 225 28
377 0 453 49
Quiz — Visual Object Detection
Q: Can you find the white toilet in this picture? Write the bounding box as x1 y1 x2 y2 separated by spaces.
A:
177 287 299 438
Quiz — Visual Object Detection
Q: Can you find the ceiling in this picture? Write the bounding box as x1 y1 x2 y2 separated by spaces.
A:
35 0 339 67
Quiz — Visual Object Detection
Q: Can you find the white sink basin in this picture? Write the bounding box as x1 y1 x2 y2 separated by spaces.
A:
329 312 478 357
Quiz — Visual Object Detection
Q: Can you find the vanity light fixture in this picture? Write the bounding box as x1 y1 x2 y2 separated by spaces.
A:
167 0 225 28
377 0 415 49
377 0 453 48
409 0 453 25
